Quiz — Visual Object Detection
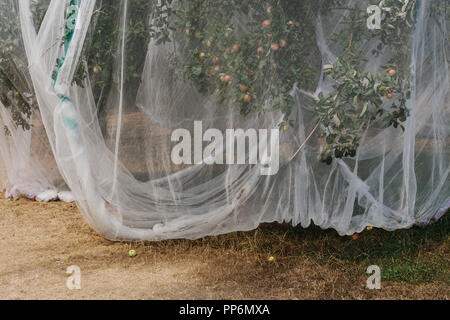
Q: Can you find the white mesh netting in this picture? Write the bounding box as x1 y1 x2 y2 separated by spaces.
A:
0 0 448 240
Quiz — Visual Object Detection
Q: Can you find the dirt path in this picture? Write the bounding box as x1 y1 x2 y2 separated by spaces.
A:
0 197 447 299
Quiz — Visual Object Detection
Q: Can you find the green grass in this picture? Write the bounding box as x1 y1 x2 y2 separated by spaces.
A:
286 212 449 284
179 211 449 285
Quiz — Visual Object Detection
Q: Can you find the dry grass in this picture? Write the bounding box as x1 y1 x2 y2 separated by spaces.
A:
0 196 448 300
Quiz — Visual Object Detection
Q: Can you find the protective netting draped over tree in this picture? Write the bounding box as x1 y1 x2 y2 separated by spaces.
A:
0 0 448 240
0 0 65 200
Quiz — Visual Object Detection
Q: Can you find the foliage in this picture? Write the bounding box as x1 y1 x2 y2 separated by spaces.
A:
314 0 417 163
0 1 50 132
159 0 421 163
170 0 335 125
66 0 153 107
1 0 448 165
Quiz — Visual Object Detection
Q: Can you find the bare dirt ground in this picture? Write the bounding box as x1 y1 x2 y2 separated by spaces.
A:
0 196 448 300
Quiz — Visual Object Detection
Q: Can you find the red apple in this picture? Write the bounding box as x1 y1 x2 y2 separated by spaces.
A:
221 75 231 83
271 43 279 51
262 20 271 28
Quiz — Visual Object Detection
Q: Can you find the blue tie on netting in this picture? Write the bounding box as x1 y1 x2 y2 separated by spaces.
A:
52 0 80 97
53 0 81 134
